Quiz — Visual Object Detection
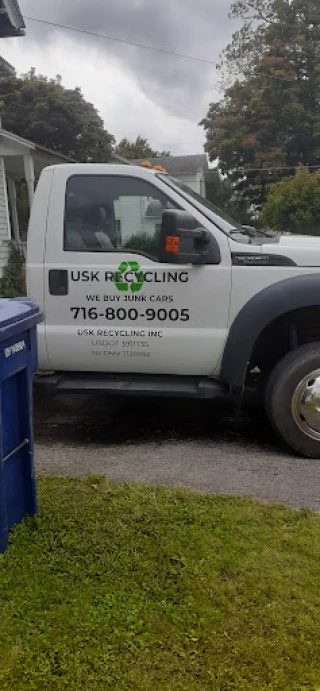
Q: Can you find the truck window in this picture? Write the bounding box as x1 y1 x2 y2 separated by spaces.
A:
157 174 242 234
64 175 180 260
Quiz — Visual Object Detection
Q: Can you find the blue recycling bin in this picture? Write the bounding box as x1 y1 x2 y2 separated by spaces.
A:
0 298 43 553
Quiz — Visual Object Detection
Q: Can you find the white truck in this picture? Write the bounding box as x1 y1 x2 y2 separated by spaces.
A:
27 163 320 458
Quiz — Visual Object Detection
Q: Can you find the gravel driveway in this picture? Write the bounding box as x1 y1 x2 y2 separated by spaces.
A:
34 392 320 511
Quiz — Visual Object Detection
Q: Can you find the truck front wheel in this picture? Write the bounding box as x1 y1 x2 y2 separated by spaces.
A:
265 342 320 458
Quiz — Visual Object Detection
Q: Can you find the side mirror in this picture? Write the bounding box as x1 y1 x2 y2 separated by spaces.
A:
159 210 221 265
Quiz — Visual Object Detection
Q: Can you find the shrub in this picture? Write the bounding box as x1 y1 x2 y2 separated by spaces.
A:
0 243 26 298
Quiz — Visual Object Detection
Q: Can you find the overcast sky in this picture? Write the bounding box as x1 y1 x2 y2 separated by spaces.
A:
1 0 236 154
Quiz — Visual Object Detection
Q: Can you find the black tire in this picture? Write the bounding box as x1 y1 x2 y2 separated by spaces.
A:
265 342 320 458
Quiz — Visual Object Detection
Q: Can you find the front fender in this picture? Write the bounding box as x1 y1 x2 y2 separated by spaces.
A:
221 273 320 391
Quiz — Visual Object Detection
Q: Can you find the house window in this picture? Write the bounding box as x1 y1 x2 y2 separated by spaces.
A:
64 175 180 260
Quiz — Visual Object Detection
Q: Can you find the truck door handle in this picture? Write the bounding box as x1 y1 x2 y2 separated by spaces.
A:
49 270 69 296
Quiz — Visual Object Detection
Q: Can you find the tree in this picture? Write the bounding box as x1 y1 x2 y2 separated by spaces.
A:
0 69 114 162
201 0 320 208
0 244 25 298
206 169 253 224
116 136 170 159
261 167 320 233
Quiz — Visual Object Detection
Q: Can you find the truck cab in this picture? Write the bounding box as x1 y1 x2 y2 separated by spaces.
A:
27 164 320 458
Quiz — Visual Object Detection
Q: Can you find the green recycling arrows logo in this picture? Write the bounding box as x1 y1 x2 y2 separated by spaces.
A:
114 261 145 293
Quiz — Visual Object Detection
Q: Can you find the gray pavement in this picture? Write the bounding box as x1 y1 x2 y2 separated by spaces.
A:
34 392 320 511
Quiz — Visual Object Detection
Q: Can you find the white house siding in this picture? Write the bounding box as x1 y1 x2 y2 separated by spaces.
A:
114 197 142 244
2 0 25 32
177 173 201 194
178 172 207 198
114 197 161 245
0 157 11 274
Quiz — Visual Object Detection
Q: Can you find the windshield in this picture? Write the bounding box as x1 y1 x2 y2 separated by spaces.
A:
157 174 242 234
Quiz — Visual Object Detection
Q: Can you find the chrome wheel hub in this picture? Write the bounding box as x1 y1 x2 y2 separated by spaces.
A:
292 369 320 440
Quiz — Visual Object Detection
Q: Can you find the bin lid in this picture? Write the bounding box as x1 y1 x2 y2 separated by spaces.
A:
0 298 43 343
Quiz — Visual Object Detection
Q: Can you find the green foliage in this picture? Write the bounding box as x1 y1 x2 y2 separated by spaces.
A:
0 69 114 162
1 476 320 690
124 231 160 256
0 243 25 298
261 167 320 233
15 180 29 239
116 135 170 159
201 0 320 209
206 169 254 225
219 0 280 85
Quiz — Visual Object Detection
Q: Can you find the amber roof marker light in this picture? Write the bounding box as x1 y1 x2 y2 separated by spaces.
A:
139 162 168 173
154 165 168 173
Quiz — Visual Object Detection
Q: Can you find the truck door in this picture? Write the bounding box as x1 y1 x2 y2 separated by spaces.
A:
43 168 232 376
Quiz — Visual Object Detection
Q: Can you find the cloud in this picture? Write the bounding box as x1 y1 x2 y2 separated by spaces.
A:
1 0 236 153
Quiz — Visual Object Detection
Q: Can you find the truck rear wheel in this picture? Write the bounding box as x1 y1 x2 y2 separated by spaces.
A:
265 342 320 458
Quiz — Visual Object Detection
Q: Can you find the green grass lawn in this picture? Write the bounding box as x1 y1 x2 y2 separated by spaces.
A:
1 477 320 691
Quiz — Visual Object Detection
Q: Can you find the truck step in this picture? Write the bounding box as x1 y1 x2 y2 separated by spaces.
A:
35 372 230 400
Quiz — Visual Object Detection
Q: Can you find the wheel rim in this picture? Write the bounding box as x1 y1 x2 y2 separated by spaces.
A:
292 369 320 440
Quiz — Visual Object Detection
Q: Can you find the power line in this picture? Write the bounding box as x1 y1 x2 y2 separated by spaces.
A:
205 164 320 176
24 15 311 86
242 164 320 173
24 15 217 66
